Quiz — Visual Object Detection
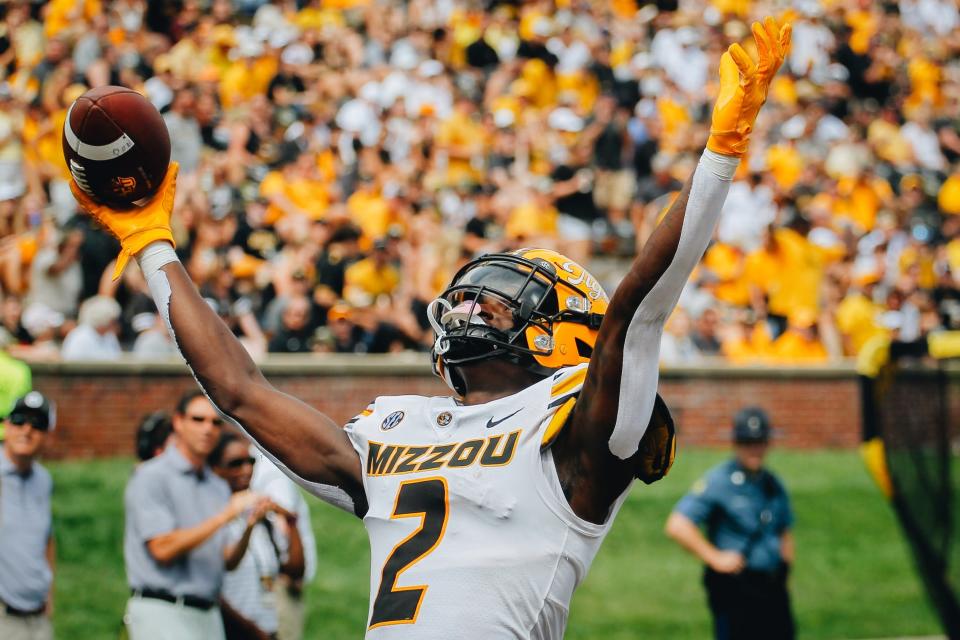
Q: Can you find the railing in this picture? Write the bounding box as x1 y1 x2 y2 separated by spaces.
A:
26 356 861 458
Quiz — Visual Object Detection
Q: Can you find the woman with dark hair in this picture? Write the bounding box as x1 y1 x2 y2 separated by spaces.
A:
212 433 304 640
135 411 171 462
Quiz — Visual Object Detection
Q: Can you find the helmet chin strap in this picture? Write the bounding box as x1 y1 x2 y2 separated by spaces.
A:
428 297 472 395
427 297 453 356
427 297 493 356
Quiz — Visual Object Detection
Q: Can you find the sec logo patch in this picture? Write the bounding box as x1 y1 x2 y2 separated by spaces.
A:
381 411 405 431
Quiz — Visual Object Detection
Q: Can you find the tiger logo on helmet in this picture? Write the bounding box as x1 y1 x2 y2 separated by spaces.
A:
428 248 609 395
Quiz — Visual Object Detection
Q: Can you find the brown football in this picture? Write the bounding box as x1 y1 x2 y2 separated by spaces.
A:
62 86 170 208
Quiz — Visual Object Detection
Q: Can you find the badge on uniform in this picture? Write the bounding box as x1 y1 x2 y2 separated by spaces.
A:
381 411 405 431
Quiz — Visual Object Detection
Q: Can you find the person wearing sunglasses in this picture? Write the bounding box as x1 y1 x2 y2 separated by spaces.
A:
0 391 56 640
212 432 304 640
123 389 263 640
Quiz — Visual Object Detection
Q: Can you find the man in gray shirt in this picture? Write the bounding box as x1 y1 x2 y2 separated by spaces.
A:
0 391 56 640
124 389 259 640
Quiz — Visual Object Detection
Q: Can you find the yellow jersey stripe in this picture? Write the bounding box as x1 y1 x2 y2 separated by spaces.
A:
541 396 577 448
550 368 587 399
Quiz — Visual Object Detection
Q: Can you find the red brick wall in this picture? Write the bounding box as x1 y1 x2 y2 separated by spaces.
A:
27 358 861 459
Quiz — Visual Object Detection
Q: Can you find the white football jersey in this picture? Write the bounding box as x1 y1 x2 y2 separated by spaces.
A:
344 363 630 639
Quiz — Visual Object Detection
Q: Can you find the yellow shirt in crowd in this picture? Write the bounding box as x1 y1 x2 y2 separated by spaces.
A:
835 292 888 356
44 0 101 37
722 323 773 363
344 257 400 303
867 118 913 166
702 243 750 307
220 58 278 109
938 173 960 215
259 168 330 223
766 143 803 190
744 228 822 319
505 200 558 240
898 245 937 289
768 328 829 364
436 111 485 187
347 189 393 247
832 175 893 232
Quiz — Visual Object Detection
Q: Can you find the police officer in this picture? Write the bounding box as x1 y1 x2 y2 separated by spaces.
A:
665 407 795 640
123 389 261 640
0 391 56 640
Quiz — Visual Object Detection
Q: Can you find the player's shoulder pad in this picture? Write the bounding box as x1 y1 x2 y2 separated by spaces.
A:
541 363 590 449
344 400 377 429
343 395 432 431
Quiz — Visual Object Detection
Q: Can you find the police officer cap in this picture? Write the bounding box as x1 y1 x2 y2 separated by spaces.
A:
733 406 770 443
9 391 56 431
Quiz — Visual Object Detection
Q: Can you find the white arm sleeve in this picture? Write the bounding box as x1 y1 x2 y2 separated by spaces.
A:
138 242 357 513
608 150 739 459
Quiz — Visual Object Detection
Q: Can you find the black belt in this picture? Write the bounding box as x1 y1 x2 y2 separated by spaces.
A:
2 601 45 617
131 589 216 610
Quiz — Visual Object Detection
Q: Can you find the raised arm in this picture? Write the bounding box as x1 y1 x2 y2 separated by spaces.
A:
553 18 791 523
69 169 366 513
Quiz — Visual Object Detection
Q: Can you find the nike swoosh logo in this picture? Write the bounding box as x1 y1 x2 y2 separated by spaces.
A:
486 409 522 429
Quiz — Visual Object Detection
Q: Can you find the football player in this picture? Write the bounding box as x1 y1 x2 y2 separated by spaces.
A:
71 19 789 639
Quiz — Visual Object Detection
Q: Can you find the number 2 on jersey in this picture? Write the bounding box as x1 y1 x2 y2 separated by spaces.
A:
369 477 450 629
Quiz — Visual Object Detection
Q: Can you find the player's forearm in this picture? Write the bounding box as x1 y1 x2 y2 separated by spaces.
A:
616 150 738 319
161 263 266 413
600 150 738 458
140 242 289 454
138 242 365 502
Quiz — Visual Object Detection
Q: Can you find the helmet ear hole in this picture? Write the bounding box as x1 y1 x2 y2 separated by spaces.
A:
517 297 535 324
540 291 558 315
575 337 593 358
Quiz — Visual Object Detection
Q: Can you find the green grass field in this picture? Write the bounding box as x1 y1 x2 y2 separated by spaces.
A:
49 449 941 639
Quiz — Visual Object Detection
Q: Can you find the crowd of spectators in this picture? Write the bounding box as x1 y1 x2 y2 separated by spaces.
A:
0 0 958 366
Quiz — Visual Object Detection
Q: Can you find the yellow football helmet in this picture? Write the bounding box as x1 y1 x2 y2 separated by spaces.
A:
428 248 610 394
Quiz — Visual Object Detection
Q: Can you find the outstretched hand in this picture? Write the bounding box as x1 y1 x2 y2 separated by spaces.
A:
707 16 791 157
69 162 180 279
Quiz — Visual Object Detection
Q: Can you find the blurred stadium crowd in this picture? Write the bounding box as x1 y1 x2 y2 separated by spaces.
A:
0 0 957 365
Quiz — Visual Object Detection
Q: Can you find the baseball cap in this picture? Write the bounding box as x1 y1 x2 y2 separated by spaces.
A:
8 391 56 432
733 407 770 444
327 302 352 323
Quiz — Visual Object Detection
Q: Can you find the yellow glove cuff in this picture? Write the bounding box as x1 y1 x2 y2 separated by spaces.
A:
113 226 175 279
706 132 751 157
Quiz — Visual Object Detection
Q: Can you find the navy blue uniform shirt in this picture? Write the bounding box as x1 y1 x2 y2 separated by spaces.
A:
674 459 793 572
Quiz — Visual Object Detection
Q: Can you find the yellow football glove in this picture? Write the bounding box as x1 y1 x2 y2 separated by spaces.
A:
70 162 179 280
707 17 791 157
635 394 676 485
